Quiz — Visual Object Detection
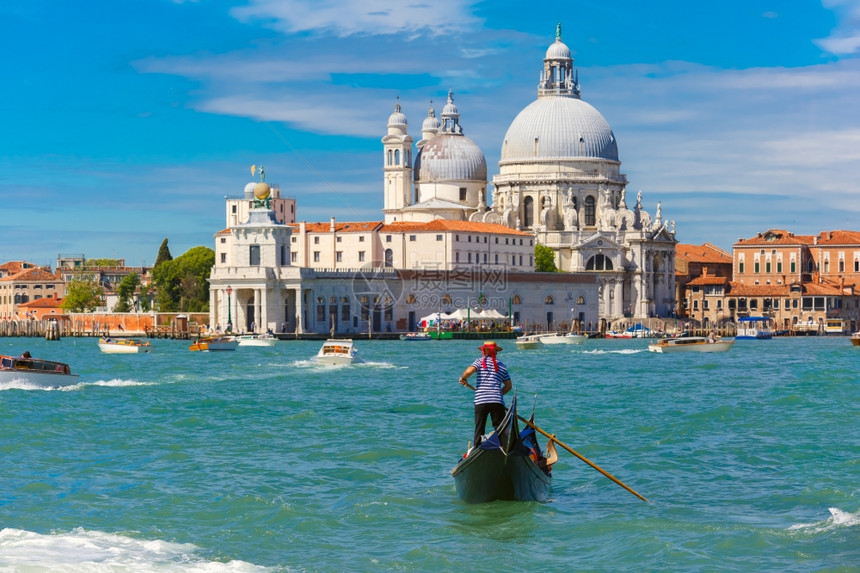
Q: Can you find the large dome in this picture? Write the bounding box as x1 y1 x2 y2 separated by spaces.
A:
500 97 618 162
414 134 487 182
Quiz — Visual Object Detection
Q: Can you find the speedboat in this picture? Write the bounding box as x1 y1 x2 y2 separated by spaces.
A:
236 333 277 347
648 336 734 353
606 324 653 339
851 332 860 347
97 337 152 354
399 332 432 341
539 332 588 345
189 336 238 352
316 339 357 365
515 334 543 349
736 316 774 340
0 354 80 388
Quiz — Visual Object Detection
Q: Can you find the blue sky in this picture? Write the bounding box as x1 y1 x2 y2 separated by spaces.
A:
3 0 860 267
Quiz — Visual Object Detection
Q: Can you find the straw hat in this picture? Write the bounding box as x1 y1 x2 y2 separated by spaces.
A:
478 341 503 352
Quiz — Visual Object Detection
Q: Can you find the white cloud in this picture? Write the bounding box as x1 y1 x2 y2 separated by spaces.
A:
229 0 482 37
815 0 860 54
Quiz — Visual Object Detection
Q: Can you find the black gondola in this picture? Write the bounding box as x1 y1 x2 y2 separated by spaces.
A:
451 393 554 503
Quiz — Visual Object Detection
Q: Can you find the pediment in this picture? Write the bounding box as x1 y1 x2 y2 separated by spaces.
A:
579 233 623 251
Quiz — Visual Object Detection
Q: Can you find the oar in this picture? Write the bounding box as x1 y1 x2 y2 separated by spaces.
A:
461 381 648 502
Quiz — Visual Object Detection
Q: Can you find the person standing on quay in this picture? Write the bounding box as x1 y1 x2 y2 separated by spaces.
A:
458 341 512 447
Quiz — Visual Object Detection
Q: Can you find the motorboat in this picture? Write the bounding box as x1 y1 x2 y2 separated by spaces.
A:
97 337 152 354
605 324 653 339
189 336 239 352
236 333 277 347
399 332 432 341
851 332 860 347
451 393 554 503
515 334 543 349
736 317 774 340
648 336 734 353
539 332 588 345
0 354 79 388
316 339 358 365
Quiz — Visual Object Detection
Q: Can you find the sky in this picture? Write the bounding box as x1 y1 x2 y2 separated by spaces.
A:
3 0 860 268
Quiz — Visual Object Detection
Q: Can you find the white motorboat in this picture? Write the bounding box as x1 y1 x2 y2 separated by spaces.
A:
237 333 277 347
399 332 432 341
515 334 543 349
316 339 357 365
189 336 239 352
539 332 588 345
648 336 734 353
97 337 152 354
736 316 774 340
0 354 80 388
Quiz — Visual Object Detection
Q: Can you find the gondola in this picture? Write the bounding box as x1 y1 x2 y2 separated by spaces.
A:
451 393 554 503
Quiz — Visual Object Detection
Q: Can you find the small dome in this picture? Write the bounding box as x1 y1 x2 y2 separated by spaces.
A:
244 182 256 198
545 39 571 60
422 105 441 132
253 182 271 200
501 97 618 162
414 133 487 182
388 102 407 127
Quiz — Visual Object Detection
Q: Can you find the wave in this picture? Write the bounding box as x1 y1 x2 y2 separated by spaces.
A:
90 378 156 387
0 527 269 572
582 348 646 355
788 507 860 533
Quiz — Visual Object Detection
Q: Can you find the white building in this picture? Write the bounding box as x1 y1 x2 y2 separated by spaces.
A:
476 25 677 320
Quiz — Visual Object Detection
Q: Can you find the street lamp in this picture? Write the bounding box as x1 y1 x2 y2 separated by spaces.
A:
226 285 233 332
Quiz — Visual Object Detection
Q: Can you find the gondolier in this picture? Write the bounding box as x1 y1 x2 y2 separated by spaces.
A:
459 341 512 447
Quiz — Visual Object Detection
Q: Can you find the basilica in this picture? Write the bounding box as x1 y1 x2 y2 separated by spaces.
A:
208 26 676 334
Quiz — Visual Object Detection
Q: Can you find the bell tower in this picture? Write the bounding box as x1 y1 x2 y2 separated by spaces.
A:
382 99 414 223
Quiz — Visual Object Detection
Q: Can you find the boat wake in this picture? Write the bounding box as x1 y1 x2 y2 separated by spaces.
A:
0 527 269 571
583 348 646 355
90 378 156 387
788 507 860 533
0 381 82 392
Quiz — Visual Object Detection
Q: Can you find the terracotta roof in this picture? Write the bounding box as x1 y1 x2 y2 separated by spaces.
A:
799 282 845 295
381 220 532 236
0 267 61 283
734 229 815 247
288 221 383 233
687 275 729 286
18 297 63 309
0 261 43 276
675 243 731 264
814 230 860 245
727 282 790 296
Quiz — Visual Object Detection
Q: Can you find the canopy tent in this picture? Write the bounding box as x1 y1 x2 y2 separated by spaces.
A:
418 312 450 325
475 308 506 320
444 308 472 320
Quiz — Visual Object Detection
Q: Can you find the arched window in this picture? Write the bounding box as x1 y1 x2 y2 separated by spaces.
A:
585 254 613 271
512 295 521 305
387 150 393 166
394 149 400 165
576 295 585 305
406 294 416 304
545 295 554 305
523 196 534 227
442 294 452 305
329 296 336 303
584 196 596 226
384 248 393 268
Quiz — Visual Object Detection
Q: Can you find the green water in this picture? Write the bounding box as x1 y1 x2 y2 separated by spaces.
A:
0 336 857 572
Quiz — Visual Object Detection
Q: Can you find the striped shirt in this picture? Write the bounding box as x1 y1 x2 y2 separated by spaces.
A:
471 357 510 405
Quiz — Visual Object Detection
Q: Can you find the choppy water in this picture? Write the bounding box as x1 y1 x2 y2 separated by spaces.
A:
0 336 857 572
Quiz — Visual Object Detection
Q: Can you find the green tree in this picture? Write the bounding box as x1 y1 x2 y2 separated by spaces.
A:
113 272 141 312
154 238 173 268
151 245 214 312
534 243 558 272
61 278 105 312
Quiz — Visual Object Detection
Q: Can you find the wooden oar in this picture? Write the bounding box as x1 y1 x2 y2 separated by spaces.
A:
461 381 648 502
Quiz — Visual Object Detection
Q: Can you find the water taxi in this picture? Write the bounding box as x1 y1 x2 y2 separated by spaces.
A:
851 332 860 347
539 332 588 345
648 336 734 353
736 316 774 340
97 337 152 354
316 339 357 365
605 324 653 339
189 336 239 352
0 353 79 387
515 334 543 349
236 333 277 347
399 332 432 341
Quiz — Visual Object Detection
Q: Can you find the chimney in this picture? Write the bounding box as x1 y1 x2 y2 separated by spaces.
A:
330 216 336 233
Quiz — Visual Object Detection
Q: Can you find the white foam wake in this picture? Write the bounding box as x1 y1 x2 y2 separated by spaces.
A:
788 507 860 533
0 528 270 572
